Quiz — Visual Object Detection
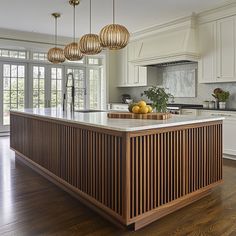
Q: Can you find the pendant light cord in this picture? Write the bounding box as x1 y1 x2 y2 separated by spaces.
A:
113 0 115 24
55 16 58 47
90 0 92 34
73 4 76 42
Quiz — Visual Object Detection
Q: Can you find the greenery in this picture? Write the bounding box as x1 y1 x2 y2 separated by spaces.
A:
142 86 173 113
218 91 230 102
212 88 223 100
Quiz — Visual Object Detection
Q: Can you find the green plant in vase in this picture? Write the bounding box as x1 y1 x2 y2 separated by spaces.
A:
142 86 173 113
218 91 230 110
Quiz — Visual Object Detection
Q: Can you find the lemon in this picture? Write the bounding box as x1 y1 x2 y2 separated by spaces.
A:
128 103 137 113
139 106 149 114
138 100 147 108
132 105 140 114
146 105 153 113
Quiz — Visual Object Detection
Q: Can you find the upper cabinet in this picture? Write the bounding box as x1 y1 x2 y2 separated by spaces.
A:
216 16 236 82
199 15 236 83
198 21 216 83
116 47 148 87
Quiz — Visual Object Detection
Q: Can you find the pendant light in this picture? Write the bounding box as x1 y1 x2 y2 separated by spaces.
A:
47 13 65 64
79 0 102 55
64 0 83 61
99 0 130 50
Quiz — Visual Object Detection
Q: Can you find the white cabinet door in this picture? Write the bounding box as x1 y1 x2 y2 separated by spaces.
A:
138 66 147 86
181 109 199 116
116 48 128 87
128 64 147 87
198 22 216 83
216 16 236 82
223 118 236 156
198 109 236 157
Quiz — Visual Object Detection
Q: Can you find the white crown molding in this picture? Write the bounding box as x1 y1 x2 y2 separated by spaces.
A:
131 14 197 41
197 0 236 24
131 0 236 41
0 27 73 50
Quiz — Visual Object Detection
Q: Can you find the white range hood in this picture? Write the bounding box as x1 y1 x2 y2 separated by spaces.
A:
129 16 200 65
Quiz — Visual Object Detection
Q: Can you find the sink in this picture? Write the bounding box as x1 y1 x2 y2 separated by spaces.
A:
74 110 106 113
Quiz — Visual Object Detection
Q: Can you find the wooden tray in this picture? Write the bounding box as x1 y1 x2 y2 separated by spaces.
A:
107 112 172 120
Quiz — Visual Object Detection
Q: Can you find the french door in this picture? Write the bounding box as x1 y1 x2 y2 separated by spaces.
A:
30 64 64 109
65 66 86 110
0 62 27 132
0 62 102 133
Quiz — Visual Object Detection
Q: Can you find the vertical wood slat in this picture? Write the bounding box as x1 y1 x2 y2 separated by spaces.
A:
10 114 123 217
129 123 223 218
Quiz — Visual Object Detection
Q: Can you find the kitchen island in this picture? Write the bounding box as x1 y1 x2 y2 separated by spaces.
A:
10 109 223 230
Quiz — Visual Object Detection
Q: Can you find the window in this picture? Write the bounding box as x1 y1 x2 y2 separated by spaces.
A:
32 66 45 108
0 48 106 133
66 68 86 110
32 52 47 61
3 64 25 125
88 57 103 66
0 49 27 59
51 68 63 107
89 68 101 109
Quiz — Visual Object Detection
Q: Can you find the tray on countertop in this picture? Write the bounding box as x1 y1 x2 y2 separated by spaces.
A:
107 112 172 120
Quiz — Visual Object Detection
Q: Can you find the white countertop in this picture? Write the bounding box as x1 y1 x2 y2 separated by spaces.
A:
10 108 224 132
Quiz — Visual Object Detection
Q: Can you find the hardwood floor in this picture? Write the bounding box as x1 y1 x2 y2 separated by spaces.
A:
0 137 236 235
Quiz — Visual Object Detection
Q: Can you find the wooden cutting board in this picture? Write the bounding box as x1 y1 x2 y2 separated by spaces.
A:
107 112 172 120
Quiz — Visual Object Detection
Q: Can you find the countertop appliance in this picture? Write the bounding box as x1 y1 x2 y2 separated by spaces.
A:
121 94 133 104
167 104 203 114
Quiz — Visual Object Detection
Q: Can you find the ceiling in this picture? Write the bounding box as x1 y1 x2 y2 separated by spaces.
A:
0 0 228 38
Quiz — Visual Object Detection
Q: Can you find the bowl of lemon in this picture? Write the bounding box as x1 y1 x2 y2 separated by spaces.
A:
129 101 153 114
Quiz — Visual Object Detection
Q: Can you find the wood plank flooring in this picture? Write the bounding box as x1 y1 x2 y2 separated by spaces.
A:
0 136 236 235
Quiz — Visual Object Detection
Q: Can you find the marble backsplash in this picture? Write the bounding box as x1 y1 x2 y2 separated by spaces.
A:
116 83 236 108
110 62 236 109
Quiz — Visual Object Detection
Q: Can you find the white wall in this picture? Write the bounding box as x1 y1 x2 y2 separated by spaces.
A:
0 27 73 52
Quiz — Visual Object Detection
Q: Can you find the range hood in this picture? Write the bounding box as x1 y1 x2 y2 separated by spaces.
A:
130 16 200 65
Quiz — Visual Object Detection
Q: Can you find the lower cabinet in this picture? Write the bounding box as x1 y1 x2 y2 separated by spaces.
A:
181 109 199 116
199 110 236 157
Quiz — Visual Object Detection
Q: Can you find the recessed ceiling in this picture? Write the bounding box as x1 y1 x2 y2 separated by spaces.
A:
0 0 228 37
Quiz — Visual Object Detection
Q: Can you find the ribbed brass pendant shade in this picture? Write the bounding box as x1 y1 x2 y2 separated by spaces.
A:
48 47 66 64
79 0 102 55
100 24 130 50
64 0 83 61
64 42 83 60
99 0 130 50
79 34 102 55
47 13 65 64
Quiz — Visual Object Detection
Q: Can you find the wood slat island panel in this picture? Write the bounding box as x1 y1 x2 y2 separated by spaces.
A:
10 112 223 230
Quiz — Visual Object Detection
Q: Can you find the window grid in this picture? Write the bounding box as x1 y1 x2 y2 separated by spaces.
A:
3 64 25 125
32 52 48 61
51 68 62 108
33 66 45 108
0 49 27 59
67 68 85 110
89 68 100 109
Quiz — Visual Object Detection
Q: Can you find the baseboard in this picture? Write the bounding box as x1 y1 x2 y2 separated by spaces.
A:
0 132 10 137
223 154 236 161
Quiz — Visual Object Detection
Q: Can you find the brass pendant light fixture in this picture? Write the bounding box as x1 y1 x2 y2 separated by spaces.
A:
99 0 130 50
79 0 102 55
47 13 65 64
64 0 83 61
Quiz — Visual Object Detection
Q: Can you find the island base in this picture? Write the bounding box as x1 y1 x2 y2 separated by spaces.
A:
10 112 223 230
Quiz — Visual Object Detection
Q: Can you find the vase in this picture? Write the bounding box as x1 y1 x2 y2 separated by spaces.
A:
203 101 209 108
219 102 226 110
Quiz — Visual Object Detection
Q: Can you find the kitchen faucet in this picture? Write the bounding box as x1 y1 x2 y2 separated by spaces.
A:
63 72 75 112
